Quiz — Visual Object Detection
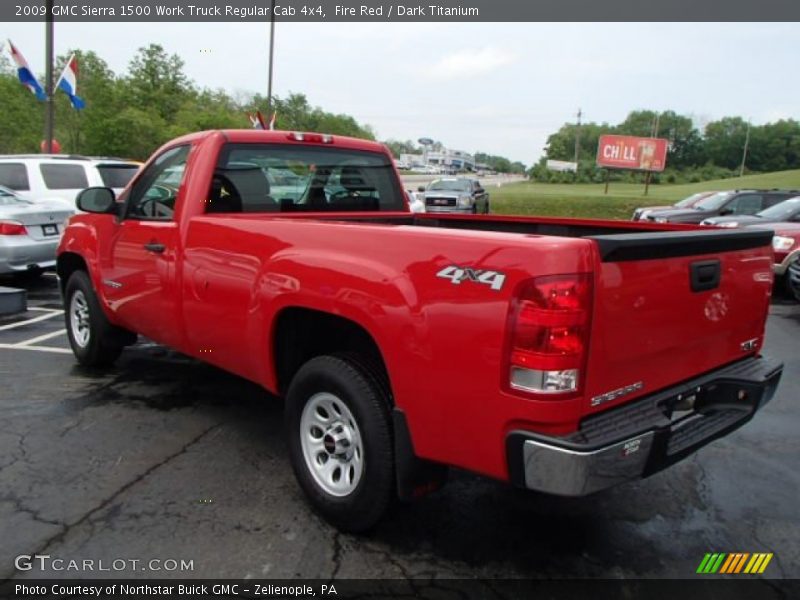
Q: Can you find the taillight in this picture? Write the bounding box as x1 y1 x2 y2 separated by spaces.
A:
506 273 592 396
0 220 26 235
288 132 333 144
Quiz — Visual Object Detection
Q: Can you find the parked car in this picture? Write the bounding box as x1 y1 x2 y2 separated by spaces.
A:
788 255 800 301
631 191 716 221
0 184 74 276
58 129 781 532
420 177 489 214
702 195 800 228
746 221 800 292
645 189 800 224
0 155 140 209
406 190 425 213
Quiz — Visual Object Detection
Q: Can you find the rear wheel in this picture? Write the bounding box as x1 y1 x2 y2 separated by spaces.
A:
285 355 394 532
64 270 129 367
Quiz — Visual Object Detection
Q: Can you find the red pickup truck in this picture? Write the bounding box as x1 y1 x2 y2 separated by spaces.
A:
57 130 782 532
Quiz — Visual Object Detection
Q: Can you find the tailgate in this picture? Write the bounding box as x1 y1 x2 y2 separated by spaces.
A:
583 229 774 415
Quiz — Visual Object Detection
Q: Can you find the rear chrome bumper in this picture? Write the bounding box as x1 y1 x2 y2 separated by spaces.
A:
506 356 782 496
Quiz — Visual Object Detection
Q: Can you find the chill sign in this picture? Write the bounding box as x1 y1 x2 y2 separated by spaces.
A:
596 135 668 172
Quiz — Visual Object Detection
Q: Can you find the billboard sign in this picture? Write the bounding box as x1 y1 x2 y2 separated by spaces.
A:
546 159 578 172
596 135 668 172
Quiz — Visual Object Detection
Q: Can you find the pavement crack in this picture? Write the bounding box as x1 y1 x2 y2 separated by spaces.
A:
1 422 222 582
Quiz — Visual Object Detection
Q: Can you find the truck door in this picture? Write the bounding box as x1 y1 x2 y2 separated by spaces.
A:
100 145 191 347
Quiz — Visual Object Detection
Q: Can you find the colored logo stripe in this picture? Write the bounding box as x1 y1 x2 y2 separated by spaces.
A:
698 552 772 574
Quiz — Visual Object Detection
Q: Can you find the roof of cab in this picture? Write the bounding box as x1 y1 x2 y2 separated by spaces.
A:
166 129 388 154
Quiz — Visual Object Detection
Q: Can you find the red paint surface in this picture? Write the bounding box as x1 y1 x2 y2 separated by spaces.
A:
59 130 773 483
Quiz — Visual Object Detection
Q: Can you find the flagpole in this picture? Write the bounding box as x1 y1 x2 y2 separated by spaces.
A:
267 0 275 114
44 0 54 153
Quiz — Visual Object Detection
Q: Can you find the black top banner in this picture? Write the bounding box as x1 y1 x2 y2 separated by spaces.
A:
4 0 800 22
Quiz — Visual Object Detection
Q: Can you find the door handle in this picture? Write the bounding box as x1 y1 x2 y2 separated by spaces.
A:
144 242 166 254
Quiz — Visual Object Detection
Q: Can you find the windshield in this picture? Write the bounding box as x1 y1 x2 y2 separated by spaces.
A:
675 192 710 208
210 143 404 213
694 191 735 211
427 179 471 193
756 196 800 220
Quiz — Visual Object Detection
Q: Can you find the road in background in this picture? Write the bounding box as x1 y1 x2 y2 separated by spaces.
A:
400 173 526 191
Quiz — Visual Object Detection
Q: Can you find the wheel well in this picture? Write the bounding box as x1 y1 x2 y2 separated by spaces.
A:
273 307 391 400
56 253 88 294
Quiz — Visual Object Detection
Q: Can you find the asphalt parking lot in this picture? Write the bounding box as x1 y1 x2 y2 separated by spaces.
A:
0 273 798 582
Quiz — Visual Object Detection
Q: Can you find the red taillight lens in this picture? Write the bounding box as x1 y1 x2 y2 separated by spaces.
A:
0 221 26 235
288 132 333 144
507 274 592 395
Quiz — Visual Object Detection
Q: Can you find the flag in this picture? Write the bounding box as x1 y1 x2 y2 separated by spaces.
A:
249 110 268 130
268 112 276 130
7 39 46 101
55 54 85 109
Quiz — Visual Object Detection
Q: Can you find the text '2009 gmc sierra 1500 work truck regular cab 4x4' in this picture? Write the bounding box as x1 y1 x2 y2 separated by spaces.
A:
57 130 782 532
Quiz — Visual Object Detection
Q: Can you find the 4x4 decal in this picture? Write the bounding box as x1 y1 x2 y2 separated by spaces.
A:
436 265 507 291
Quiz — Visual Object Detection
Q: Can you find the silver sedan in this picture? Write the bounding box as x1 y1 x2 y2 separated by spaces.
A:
0 185 74 276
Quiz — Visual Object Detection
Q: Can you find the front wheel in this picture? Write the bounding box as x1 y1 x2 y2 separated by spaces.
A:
64 270 127 367
285 355 394 532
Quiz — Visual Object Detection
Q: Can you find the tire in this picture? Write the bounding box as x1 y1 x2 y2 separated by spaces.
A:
285 354 394 532
64 270 126 367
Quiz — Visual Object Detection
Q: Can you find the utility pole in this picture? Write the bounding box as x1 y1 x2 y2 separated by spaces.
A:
573 108 582 164
44 0 54 153
266 0 276 116
739 122 751 177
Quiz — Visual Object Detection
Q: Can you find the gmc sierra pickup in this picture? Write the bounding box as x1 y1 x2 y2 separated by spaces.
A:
57 129 782 532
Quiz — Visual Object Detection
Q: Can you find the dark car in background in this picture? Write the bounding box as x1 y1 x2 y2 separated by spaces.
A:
631 191 716 221
702 195 800 228
645 189 800 224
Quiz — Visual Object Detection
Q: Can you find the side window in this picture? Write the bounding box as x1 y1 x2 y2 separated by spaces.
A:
39 164 89 189
126 146 190 220
0 163 30 191
728 194 763 215
764 194 790 209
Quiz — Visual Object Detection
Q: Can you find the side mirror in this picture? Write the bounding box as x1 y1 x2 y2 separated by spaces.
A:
417 186 425 193
719 208 734 216
77 187 117 214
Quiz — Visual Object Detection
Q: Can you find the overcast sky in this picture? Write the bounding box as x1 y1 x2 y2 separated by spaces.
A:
4 22 799 164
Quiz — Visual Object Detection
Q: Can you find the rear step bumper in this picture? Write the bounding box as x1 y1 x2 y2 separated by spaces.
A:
506 356 782 496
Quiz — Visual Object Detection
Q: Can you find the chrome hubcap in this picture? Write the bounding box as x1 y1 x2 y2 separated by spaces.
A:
69 291 91 348
300 392 363 497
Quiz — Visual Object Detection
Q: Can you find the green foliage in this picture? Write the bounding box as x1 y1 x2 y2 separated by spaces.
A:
473 152 526 174
0 44 377 160
535 109 800 183
383 139 419 158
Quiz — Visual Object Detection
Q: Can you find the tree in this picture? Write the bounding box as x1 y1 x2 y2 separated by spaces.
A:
704 117 750 170
125 44 192 122
52 50 121 155
0 54 43 153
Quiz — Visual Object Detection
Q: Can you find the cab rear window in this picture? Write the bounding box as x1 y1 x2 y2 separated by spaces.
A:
0 163 30 191
207 143 404 213
39 164 89 190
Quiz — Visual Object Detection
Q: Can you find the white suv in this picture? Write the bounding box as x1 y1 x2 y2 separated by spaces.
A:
0 155 140 209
